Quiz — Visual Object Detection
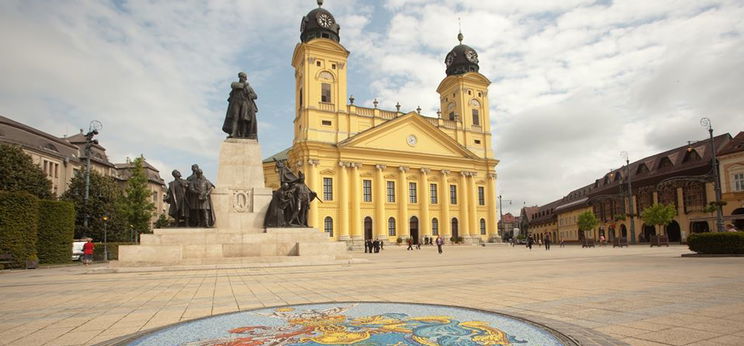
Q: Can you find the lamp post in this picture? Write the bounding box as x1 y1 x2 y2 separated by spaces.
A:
701 117 725 232
620 151 637 243
102 215 109 262
82 120 102 229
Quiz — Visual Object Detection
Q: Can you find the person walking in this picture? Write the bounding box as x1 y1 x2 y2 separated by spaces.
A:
407 238 413 251
527 235 534 250
544 233 551 250
82 238 95 265
416 238 421 250
436 235 444 254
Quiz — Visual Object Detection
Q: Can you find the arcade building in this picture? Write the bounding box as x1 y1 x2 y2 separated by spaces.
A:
264 2 501 246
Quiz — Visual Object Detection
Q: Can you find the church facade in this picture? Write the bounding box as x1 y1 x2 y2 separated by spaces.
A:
264 2 500 245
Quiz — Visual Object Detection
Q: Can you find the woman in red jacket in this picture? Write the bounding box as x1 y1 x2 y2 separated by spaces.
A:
82 238 94 265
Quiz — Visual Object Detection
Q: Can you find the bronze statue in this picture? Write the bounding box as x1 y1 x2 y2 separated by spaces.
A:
265 162 320 228
187 167 215 227
164 170 188 226
222 72 258 139
288 172 318 226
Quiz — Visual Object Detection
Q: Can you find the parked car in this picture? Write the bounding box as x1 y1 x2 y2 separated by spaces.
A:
71 240 86 261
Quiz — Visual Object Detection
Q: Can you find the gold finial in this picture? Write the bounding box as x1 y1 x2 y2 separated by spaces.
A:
317 0 323 7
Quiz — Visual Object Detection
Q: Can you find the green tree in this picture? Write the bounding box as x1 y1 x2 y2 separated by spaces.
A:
61 170 123 240
122 157 155 237
641 203 677 236
0 144 53 199
577 210 599 239
154 213 169 229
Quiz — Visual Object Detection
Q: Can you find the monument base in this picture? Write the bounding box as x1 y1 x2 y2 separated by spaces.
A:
117 227 349 266
117 138 350 266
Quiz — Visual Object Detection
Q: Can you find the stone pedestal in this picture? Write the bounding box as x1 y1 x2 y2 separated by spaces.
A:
116 138 350 266
212 138 272 232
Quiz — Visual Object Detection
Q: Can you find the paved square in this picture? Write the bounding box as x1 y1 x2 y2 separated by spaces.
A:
1 244 743 345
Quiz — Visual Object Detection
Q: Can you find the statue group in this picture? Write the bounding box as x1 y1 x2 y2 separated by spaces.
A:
264 160 320 228
164 164 215 227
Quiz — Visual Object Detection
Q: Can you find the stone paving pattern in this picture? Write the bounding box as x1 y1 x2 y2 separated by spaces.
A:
1 244 743 345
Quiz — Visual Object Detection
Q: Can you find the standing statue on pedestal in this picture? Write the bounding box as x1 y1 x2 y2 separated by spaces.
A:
187 167 215 227
164 170 189 227
222 72 258 139
265 161 320 228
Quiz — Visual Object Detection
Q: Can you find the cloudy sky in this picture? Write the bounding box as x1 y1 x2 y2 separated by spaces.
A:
1 0 743 215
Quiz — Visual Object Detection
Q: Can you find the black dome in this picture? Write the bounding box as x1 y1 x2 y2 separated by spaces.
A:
300 6 340 43
444 34 479 76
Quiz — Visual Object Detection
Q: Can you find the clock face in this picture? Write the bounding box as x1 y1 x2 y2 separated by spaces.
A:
445 53 455 66
317 13 334 28
465 49 479 63
407 135 417 146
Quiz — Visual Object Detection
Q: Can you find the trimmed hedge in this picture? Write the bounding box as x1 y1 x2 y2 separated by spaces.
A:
37 200 76 264
688 232 744 254
92 242 135 261
0 191 39 268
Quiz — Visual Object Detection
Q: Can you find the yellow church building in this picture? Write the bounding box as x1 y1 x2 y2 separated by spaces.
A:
264 2 500 246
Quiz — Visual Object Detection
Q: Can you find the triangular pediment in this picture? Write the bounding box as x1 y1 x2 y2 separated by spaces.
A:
338 112 479 160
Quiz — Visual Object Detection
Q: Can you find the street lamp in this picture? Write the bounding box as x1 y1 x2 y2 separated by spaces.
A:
102 215 109 262
82 120 102 229
701 117 725 232
620 151 636 243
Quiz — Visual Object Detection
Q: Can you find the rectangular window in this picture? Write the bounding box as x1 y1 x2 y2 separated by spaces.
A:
450 185 457 204
409 182 417 203
321 120 332 126
736 173 744 192
430 184 438 204
321 83 331 103
363 179 372 202
472 109 480 125
474 139 481 144
388 218 396 236
323 177 333 201
387 181 395 202
448 112 455 121
478 186 485 205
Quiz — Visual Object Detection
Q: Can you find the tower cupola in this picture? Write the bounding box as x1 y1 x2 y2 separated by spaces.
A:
444 31 479 76
300 0 340 43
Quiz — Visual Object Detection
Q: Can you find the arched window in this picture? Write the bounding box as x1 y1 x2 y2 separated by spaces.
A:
324 217 333 237
432 218 439 235
388 217 396 236
480 218 486 235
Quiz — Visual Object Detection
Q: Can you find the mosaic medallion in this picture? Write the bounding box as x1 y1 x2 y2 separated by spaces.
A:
125 303 571 345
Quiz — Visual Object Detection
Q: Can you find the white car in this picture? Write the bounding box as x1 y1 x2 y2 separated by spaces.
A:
72 241 86 261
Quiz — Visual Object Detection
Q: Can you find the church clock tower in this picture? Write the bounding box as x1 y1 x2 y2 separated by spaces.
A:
291 0 349 144
436 32 493 159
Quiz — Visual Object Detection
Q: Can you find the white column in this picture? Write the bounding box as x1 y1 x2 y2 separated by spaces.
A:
374 165 387 240
338 161 350 240
420 168 431 239
398 166 409 239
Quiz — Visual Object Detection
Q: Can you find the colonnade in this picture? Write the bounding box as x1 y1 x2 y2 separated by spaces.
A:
299 159 498 242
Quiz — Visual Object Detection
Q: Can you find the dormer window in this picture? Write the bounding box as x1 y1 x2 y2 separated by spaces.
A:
658 157 673 169
683 149 701 163
636 163 649 175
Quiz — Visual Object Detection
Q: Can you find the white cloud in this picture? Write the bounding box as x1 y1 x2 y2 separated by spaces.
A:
1 0 742 217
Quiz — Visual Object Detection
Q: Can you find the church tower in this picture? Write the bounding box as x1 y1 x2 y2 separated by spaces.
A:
291 0 349 144
436 32 493 159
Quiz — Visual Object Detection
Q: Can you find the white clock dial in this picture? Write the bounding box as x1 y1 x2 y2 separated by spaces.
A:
445 53 455 66
317 13 333 28
465 50 478 63
407 135 417 146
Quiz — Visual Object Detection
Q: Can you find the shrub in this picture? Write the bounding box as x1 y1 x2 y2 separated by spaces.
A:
92 242 135 261
688 232 744 254
396 237 402 244
37 200 76 264
456 236 464 243
0 191 39 268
